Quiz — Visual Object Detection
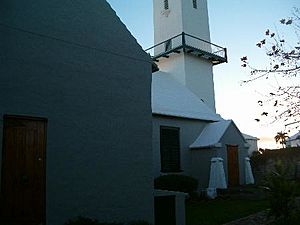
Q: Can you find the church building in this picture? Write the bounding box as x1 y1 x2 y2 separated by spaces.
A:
0 0 256 224
148 0 253 190
0 1 154 224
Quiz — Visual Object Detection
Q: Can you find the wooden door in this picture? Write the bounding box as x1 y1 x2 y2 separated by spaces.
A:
227 145 239 186
1 116 47 225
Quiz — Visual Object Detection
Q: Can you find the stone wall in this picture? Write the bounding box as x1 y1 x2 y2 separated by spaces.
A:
251 147 300 185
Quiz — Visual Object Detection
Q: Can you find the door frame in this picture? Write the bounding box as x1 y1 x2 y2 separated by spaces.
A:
1 114 48 225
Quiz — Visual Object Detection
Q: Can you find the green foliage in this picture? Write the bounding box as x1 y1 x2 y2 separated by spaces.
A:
63 217 123 225
186 199 268 225
154 174 198 195
63 217 152 225
270 213 300 225
251 147 300 168
263 161 300 224
274 132 289 148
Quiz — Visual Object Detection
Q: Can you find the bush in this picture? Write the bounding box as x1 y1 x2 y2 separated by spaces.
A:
63 217 123 225
263 161 300 224
154 174 198 195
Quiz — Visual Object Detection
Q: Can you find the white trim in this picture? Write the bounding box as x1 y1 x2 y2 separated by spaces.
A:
214 142 222 148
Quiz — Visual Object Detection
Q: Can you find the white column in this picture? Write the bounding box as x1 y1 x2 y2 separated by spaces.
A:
245 157 255 184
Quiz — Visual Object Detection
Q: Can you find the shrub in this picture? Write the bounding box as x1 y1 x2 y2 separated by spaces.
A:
63 217 123 225
263 161 300 224
154 174 198 195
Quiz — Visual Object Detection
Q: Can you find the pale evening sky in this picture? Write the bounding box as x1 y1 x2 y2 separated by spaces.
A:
107 0 299 149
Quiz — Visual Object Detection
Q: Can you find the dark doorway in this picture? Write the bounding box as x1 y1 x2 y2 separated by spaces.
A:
227 145 240 186
1 115 47 225
154 195 176 225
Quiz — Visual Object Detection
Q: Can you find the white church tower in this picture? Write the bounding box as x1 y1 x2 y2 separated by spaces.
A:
148 0 227 112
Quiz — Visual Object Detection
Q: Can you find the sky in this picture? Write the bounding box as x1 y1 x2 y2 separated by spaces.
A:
107 0 299 149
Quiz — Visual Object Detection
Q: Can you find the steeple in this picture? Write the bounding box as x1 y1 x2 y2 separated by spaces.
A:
154 0 211 46
147 0 227 112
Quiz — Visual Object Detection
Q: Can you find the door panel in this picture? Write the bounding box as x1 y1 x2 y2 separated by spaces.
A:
227 145 239 186
1 116 47 225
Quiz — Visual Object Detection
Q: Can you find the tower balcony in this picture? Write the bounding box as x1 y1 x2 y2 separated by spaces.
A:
145 32 227 66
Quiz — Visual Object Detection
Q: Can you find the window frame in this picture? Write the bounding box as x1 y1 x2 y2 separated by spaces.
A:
192 0 197 9
160 126 181 173
164 0 169 10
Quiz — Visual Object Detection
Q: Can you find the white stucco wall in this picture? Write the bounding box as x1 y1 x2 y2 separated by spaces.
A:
184 55 216 111
152 115 208 178
181 0 211 41
153 0 183 46
287 139 300 147
243 134 259 156
156 54 216 111
190 148 217 188
286 132 300 147
155 55 186 85
246 139 259 156
189 122 249 188
153 0 211 43
217 123 248 185
0 1 153 224
153 0 216 111
153 116 248 189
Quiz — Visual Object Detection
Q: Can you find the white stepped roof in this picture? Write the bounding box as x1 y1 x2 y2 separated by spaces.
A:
151 71 221 121
243 133 259 140
190 120 232 149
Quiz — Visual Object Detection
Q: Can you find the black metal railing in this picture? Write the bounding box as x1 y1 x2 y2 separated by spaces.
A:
145 32 227 65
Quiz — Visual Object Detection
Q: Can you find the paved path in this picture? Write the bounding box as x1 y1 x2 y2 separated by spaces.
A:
223 211 273 225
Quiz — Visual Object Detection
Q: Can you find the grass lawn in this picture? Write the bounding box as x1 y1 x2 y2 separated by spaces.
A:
186 199 269 225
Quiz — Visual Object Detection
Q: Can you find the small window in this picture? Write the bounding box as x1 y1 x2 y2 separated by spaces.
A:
160 126 181 173
193 0 197 9
164 0 169 10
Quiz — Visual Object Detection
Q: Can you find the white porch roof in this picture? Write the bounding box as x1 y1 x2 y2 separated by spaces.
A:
189 120 232 149
243 133 259 141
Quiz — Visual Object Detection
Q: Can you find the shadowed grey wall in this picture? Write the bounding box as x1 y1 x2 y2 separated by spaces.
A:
152 115 207 177
191 122 248 189
190 149 216 188
153 116 248 189
0 0 153 224
217 123 248 185
190 123 248 188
